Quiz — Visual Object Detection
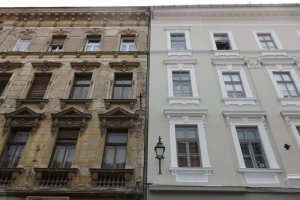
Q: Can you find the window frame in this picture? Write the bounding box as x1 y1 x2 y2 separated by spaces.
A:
69 73 92 99
272 71 299 98
253 31 285 56
13 37 31 52
172 71 193 97
26 73 52 99
112 73 133 99
167 63 200 105
209 30 238 56
84 35 101 52
216 65 255 105
165 26 192 56
101 129 128 169
119 36 136 51
48 35 67 52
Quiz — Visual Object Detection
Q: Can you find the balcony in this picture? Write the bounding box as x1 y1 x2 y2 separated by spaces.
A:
89 168 134 189
34 168 78 188
0 168 23 187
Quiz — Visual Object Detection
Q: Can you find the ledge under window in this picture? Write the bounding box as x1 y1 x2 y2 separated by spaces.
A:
168 50 192 56
238 168 282 184
168 96 200 105
222 97 256 106
169 167 213 183
60 99 92 109
16 99 48 109
104 99 137 109
277 97 300 106
261 50 287 56
214 50 240 57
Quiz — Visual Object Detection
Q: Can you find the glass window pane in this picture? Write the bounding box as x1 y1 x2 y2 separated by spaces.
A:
177 142 186 154
11 145 24 168
244 157 254 168
225 84 234 91
175 129 185 139
251 143 263 155
240 144 250 155
103 146 115 169
71 87 81 99
107 133 128 143
64 146 75 168
122 87 131 99
223 74 231 81
189 142 199 154
10 131 29 142
113 87 122 99
190 156 201 167
234 84 243 91
178 156 187 167
231 74 240 81
116 146 126 169
282 74 292 81
0 145 16 167
51 145 65 168
273 73 282 81
79 87 89 99
256 156 267 168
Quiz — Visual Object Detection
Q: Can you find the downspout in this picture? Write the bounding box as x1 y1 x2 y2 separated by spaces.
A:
143 5 152 200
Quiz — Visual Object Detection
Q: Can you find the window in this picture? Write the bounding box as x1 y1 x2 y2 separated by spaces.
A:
27 74 51 99
176 126 201 167
170 33 187 50
297 126 300 136
85 36 101 51
69 74 92 99
236 127 268 168
0 74 12 96
273 72 299 97
0 130 30 168
213 33 231 50
120 36 135 51
257 33 277 50
50 129 78 168
172 71 192 97
223 72 246 98
48 36 66 52
14 38 31 51
113 74 132 99
102 130 128 169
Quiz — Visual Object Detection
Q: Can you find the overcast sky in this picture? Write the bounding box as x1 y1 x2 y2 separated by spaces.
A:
0 0 300 7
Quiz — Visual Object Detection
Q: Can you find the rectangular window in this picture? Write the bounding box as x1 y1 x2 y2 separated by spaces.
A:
48 36 66 52
213 33 231 50
102 129 128 169
223 72 246 98
85 36 101 51
14 38 31 51
0 130 30 168
257 33 277 50
120 36 135 51
69 74 92 99
176 126 200 167
172 71 192 97
50 129 78 168
236 127 268 168
170 33 187 50
0 74 12 96
27 74 52 99
113 74 132 99
273 72 299 97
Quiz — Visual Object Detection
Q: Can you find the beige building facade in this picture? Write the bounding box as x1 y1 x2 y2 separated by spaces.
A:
0 7 149 200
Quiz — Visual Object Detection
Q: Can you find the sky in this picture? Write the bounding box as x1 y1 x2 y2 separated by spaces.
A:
0 0 300 7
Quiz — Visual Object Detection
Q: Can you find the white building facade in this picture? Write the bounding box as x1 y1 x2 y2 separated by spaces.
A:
147 4 300 200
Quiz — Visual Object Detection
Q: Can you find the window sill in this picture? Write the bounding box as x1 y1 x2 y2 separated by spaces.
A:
16 99 48 109
261 50 287 56
214 50 239 57
277 97 300 106
168 96 201 105
104 99 137 109
238 168 282 184
222 97 256 106
169 167 213 183
60 99 92 109
168 50 192 56
286 174 300 188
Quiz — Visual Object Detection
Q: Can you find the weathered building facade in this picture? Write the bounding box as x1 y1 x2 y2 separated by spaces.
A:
148 4 300 200
0 7 149 200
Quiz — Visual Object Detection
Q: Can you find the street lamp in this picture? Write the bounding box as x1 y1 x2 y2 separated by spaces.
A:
154 136 165 175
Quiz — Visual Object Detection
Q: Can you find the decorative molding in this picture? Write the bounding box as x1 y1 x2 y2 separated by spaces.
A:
211 58 245 66
59 99 92 110
85 28 104 35
164 59 197 64
31 61 61 72
51 28 70 36
70 61 101 72
169 167 213 183
104 99 137 109
4 107 45 135
15 99 48 109
109 61 139 72
244 57 262 68
163 108 208 117
51 107 91 135
0 61 23 72
98 107 138 135
239 168 281 184
223 110 267 119
260 57 295 65
119 28 138 35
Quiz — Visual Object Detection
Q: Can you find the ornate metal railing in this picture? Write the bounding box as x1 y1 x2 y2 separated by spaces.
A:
34 168 78 188
89 168 134 188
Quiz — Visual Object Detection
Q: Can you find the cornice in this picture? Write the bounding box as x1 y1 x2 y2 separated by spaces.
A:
223 110 267 118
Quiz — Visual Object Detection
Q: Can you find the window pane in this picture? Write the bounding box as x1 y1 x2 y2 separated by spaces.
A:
64 146 75 168
116 146 126 168
178 156 187 167
103 146 115 169
189 142 199 154
223 74 231 81
244 157 254 168
113 87 123 99
240 144 250 155
122 87 131 99
177 142 186 154
251 142 263 155
107 132 128 143
231 74 240 81
234 84 243 92
273 73 282 81
10 131 30 142
225 84 234 91
12 145 25 168
256 156 267 168
51 145 65 168
190 156 200 167
0 145 16 167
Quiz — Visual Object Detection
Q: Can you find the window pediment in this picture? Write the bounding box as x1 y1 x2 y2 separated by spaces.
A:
31 61 61 72
51 107 91 135
109 61 139 72
4 107 44 135
70 61 101 72
0 61 23 72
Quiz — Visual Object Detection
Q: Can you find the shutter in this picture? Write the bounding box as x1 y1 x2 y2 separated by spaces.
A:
0 74 12 96
27 74 51 99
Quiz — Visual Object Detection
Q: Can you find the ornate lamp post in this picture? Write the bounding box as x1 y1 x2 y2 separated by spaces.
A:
154 136 165 174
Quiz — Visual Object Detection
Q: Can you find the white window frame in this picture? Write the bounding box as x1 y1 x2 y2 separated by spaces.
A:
209 30 239 56
253 30 286 56
84 36 101 51
267 65 300 106
119 36 136 51
164 108 212 183
165 26 192 56
166 62 200 105
224 111 281 184
216 65 255 106
13 37 31 52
